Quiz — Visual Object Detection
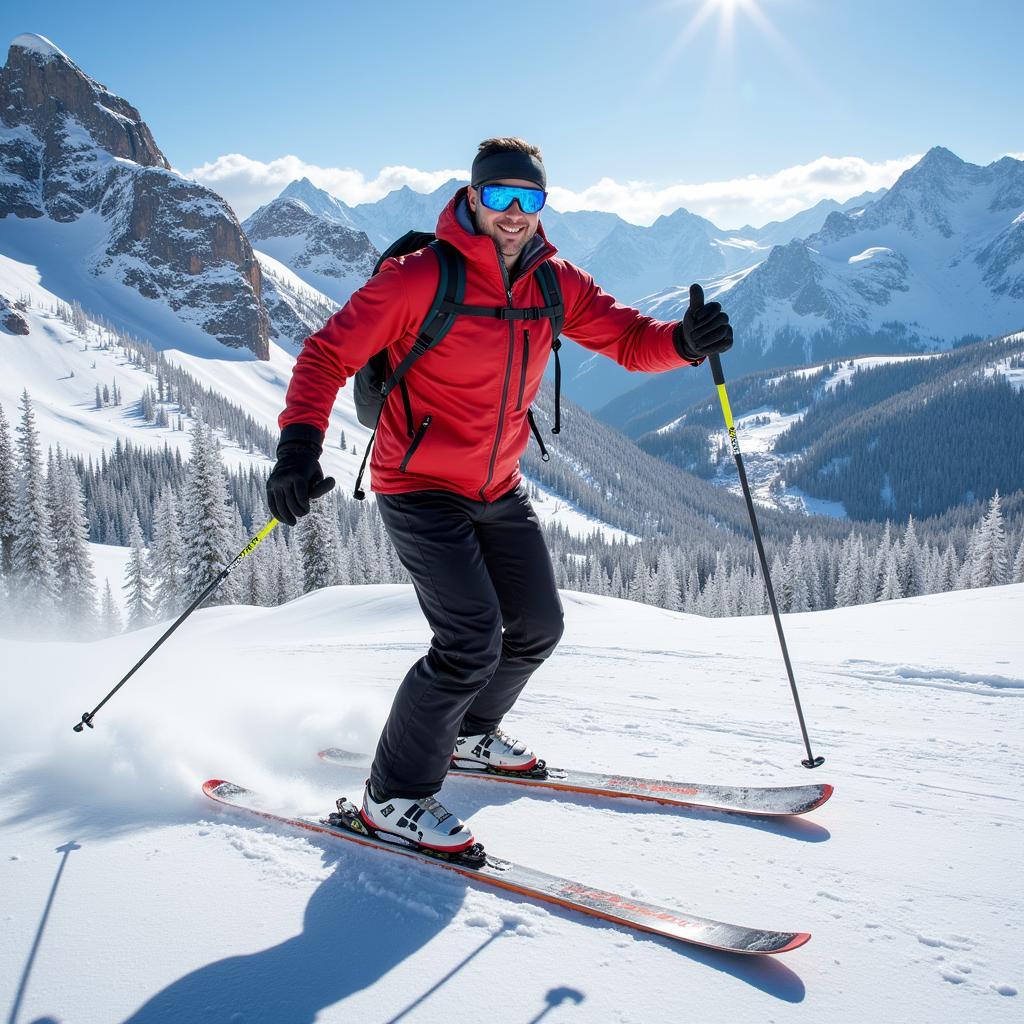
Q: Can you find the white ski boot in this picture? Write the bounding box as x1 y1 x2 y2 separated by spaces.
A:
360 784 475 853
452 728 539 773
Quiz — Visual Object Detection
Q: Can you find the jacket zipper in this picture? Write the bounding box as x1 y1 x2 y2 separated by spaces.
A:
515 329 530 411
399 415 431 472
479 246 515 501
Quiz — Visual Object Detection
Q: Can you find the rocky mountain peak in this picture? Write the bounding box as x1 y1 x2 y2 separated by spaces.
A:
0 35 270 358
2 34 168 172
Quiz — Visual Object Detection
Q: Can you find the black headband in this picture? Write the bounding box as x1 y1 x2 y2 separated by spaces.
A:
471 150 547 190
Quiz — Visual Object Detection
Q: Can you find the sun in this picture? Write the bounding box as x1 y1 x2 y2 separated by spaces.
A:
654 0 792 77
670 0 764 46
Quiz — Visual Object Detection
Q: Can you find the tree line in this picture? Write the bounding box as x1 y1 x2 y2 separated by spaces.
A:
3 390 1022 642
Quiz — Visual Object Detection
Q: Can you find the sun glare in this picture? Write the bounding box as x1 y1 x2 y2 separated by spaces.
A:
652 0 804 84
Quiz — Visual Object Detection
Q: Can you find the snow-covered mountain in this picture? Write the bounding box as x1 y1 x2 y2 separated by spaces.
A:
2 581 1022 1021
602 149 1024 433
643 148 1024 365
242 194 378 306
255 180 884 410
737 189 887 250
0 34 273 359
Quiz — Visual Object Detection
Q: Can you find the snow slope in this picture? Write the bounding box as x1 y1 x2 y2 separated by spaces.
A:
1 584 1021 1023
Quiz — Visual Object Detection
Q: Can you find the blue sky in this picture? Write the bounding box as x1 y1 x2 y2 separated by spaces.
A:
3 0 1021 226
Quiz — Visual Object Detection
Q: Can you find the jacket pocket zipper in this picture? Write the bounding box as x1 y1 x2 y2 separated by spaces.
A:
515 329 530 411
399 415 432 472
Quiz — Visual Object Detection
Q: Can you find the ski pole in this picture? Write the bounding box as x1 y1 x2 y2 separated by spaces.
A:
702 331 824 768
73 477 335 733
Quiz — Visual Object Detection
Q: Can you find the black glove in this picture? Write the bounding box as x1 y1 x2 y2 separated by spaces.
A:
674 283 733 363
267 424 334 526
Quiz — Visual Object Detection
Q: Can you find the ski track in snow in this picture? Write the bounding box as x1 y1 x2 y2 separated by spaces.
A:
1 584 1022 1022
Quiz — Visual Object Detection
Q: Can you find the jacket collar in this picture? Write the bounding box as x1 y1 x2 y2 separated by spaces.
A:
436 186 557 287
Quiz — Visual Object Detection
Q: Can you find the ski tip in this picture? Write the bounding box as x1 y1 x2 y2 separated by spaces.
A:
774 931 812 954
202 779 230 797
814 783 835 808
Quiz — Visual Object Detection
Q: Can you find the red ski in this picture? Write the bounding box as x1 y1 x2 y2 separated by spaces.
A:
203 779 811 956
319 748 833 817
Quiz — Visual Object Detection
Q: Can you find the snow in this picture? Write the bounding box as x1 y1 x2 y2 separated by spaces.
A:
1 583 1022 1021
732 407 807 455
525 480 639 544
819 353 945 392
847 246 895 264
783 487 848 519
10 33 69 60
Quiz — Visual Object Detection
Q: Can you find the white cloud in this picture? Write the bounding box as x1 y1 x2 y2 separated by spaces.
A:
187 151 921 229
1005 152 1024 161
184 154 469 220
546 154 922 228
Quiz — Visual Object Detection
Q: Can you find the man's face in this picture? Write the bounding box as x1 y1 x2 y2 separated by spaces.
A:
467 178 541 269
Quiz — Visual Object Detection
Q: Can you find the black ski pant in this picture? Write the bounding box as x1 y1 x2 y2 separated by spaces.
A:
370 483 564 798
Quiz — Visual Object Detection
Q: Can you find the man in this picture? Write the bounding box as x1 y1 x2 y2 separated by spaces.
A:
267 138 733 854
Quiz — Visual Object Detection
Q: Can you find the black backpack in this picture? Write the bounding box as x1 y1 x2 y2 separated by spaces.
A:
352 230 565 499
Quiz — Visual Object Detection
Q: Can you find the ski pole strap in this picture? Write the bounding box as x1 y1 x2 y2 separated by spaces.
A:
527 408 549 461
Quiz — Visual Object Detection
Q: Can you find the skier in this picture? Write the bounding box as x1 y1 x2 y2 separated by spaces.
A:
267 137 733 854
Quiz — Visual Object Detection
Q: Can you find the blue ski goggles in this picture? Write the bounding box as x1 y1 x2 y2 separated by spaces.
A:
479 184 547 215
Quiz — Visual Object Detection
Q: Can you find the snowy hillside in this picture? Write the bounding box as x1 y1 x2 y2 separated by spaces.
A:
2 583 1021 1022
636 335 1024 521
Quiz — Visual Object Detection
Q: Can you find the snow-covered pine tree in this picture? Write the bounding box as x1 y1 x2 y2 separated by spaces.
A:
1010 533 1024 584
877 547 904 602
297 488 342 592
787 533 811 613
100 578 123 636
897 516 924 597
0 402 16 578
653 548 682 610
970 491 1008 588
123 514 151 630
11 391 57 624
835 533 862 607
349 509 377 584
149 484 184 620
871 523 894 601
50 450 98 637
179 419 235 606
243 495 273 606
626 548 648 603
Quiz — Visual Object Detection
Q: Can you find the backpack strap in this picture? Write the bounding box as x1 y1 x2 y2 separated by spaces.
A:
354 239 465 499
534 261 564 435
380 240 465 398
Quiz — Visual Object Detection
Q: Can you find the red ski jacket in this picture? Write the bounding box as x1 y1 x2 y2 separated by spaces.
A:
279 187 698 502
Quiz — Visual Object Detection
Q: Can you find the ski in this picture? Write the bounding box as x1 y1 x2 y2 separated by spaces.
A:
318 748 833 817
203 778 811 956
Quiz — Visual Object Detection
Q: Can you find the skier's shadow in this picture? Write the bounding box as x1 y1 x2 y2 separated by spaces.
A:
118 839 464 1024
